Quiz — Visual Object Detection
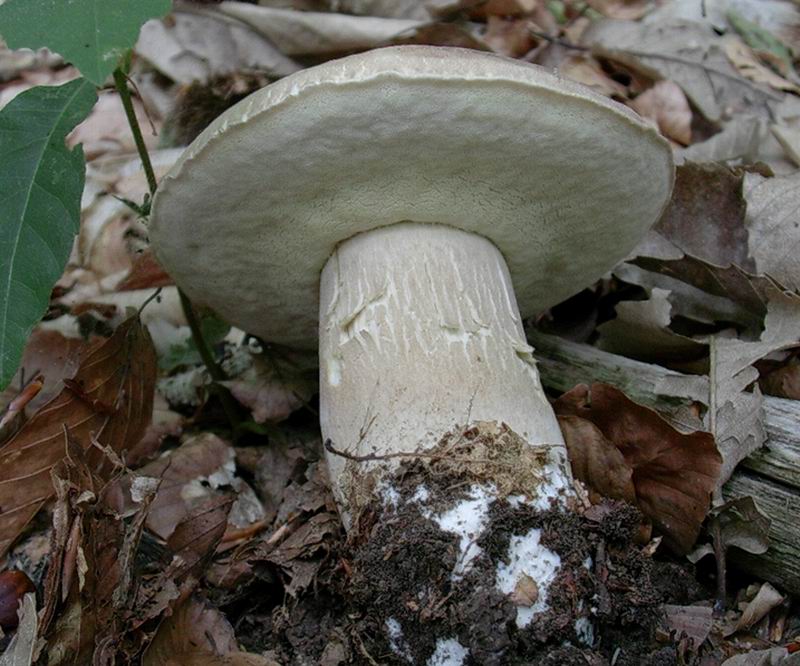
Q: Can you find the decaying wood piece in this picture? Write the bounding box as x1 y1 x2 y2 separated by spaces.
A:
529 330 800 595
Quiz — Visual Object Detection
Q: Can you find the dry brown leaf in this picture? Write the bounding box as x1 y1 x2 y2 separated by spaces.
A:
759 355 800 399
558 54 628 97
554 383 721 554
0 593 37 666
483 17 536 57
585 0 650 20
221 349 316 424
0 329 86 417
136 8 301 85
630 80 693 145
0 315 156 557
658 162 753 270
596 287 708 364
469 0 537 17
662 604 713 645
745 171 800 292
724 36 800 94
116 250 174 292
123 433 263 541
734 582 784 634
583 19 780 122
557 415 636 505
142 596 237 665
215 3 426 54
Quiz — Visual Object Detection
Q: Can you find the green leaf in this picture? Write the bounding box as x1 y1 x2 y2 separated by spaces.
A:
0 79 97 390
727 10 794 75
0 0 171 86
160 313 231 372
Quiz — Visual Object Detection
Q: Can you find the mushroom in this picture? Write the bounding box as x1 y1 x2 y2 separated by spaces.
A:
150 45 673 659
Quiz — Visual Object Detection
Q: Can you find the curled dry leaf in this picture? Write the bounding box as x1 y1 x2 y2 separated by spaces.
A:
557 415 636 505
554 383 721 554
630 80 693 145
734 582 785 634
0 315 156 557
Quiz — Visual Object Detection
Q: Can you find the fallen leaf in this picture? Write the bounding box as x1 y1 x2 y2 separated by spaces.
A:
483 16 536 57
557 415 636 505
554 383 721 554
142 596 237 665
710 289 800 486
745 171 800 292
662 604 713 645
583 18 781 122
0 315 156 557
596 287 708 364
709 496 770 557
724 36 800 94
727 9 794 76
586 0 650 20
214 3 426 54
558 54 629 97
657 162 753 271
116 250 174 291
0 593 37 666
136 8 301 85
630 80 693 145
734 582 784 633
221 346 316 424
721 647 797 665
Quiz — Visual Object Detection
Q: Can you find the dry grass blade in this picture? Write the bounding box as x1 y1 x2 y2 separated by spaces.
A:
0 315 156 556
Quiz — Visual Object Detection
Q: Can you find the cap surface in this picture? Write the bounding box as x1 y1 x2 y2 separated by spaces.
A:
150 45 674 348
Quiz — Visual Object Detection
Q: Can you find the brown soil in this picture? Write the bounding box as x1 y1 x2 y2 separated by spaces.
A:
236 425 705 665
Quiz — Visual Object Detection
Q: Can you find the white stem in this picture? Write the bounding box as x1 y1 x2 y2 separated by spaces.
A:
319 222 571 522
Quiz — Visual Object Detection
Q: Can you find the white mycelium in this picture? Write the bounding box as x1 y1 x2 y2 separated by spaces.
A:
496 527 562 628
427 638 470 666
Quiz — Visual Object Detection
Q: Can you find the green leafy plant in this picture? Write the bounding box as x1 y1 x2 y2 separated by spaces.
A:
0 0 169 390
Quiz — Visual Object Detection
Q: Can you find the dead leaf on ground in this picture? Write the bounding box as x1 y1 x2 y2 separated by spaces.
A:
724 36 800 95
117 250 174 292
136 8 301 85
558 54 629 97
658 162 754 270
120 433 263 541
630 80 693 145
214 3 426 54
0 593 37 666
583 18 781 122
483 16 536 57
662 604 714 645
0 315 156 558
597 287 708 365
710 289 800 487
142 595 237 665
221 347 316 424
557 415 636 505
554 383 721 554
745 171 800 292
586 0 651 21
734 582 785 634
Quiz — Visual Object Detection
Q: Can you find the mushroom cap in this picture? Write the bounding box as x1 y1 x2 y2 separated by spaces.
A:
150 45 674 349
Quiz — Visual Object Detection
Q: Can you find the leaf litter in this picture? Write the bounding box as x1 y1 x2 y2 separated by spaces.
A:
2 0 800 662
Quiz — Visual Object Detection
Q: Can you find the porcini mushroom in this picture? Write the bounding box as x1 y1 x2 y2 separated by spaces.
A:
150 45 673 663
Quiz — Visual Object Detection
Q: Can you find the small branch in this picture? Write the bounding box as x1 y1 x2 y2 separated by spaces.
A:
529 29 588 51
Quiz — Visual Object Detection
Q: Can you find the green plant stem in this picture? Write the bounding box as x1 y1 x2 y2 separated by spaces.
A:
179 291 242 431
114 63 241 432
112 68 158 196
